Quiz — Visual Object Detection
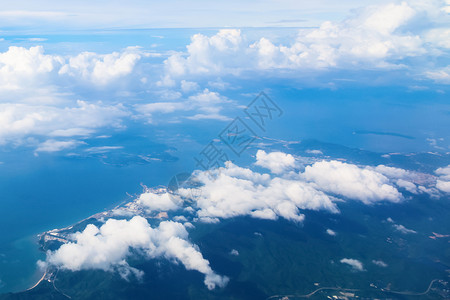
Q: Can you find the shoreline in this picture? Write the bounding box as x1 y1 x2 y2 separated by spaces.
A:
13 196 141 295
26 270 46 291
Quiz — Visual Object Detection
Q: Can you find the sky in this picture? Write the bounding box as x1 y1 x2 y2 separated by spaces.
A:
0 0 399 30
0 0 449 152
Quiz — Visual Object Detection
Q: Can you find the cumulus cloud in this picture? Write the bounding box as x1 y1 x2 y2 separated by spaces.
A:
373 165 419 193
1 2 449 148
42 216 228 290
160 2 449 84
0 46 63 91
58 47 142 86
303 160 403 204
326 229 336 236
230 249 239 256
373 165 438 196
340 258 364 271
137 191 179 212
255 150 296 174
173 151 425 223
374 165 411 179
179 161 339 223
372 260 388 267
0 45 147 147
0 46 143 96
395 179 418 194
162 29 246 79
251 2 423 69
435 165 450 179
393 224 417 234
0 100 129 145
436 180 450 193
135 89 232 123
435 165 450 193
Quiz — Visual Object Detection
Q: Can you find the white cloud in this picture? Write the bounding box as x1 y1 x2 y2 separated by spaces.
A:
435 165 450 178
58 47 142 86
180 80 199 93
425 28 450 49
160 1 450 85
179 161 339 223
374 165 410 178
255 150 296 174
425 66 450 84
0 45 149 147
395 179 418 194
326 229 336 236
372 260 388 267
0 46 63 91
373 165 437 195
251 2 424 69
303 160 403 204
137 191 179 212
436 180 450 193
387 218 419 235
50 128 94 137
186 113 231 121
35 139 83 153
435 165 450 193
0 101 129 145
136 102 186 119
305 149 323 155
340 258 364 271
84 146 123 154
0 46 143 96
393 224 417 234
172 152 434 223
163 29 246 79
230 249 239 256
135 89 232 123
42 216 228 290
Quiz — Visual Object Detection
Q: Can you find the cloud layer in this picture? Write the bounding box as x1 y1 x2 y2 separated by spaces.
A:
161 1 450 84
302 160 403 204
435 165 450 193
176 152 410 225
1 1 449 151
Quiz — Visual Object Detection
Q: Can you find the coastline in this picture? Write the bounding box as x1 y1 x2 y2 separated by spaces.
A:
26 270 46 291
12 190 154 295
